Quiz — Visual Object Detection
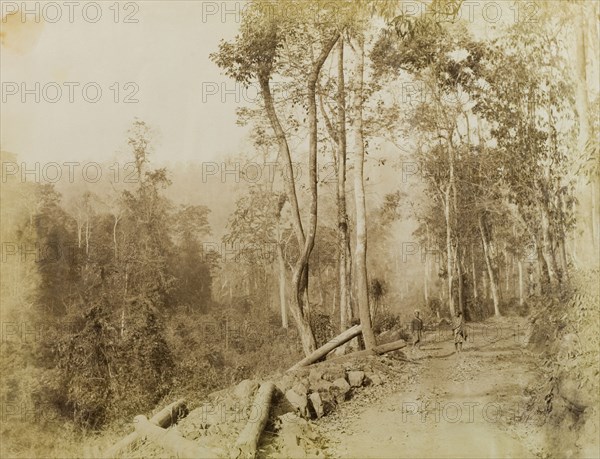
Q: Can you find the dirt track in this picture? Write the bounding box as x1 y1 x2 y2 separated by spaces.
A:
315 318 545 458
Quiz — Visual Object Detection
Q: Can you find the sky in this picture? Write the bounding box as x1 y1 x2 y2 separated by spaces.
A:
1 0 555 169
1 1 250 166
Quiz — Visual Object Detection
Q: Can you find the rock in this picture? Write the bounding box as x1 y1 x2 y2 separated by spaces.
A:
333 377 350 392
309 368 324 385
310 380 337 414
309 392 324 418
322 365 346 382
277 413 313 457
311 378 334 394
234 379 259 400
332 377 351 403
348 370 365 388
366 373 383 386
293 381 309 396
275 374 295 394
557 371 596 409
285 389 308 418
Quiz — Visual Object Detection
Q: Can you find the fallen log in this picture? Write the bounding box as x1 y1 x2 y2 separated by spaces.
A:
374 338 408 354
133 414 222 458
312 338 407 366
288 324 363 371
105 399 187 458
234 381 276 459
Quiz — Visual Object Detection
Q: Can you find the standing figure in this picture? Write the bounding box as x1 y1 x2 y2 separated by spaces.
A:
453 311 465 353
411 310 424 350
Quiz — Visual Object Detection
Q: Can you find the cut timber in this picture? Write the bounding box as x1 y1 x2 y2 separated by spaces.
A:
288 324 362 371
105 399 187 457
312 338 407 366
374 339 408 355
234 381 276 458
134 415 222 458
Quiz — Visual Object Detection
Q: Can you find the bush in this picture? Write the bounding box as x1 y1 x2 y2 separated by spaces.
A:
526 269 600 456
373 310 403 335
164 303 303 403
49 296 173 428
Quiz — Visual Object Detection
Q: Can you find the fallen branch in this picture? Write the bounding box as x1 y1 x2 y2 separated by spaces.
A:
233 381 276 459
288 324 363 371
134 414 222 458
105 399 187 458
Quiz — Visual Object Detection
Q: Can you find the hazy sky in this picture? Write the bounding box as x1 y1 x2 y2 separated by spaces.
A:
1 1 250 166
2 0 583 170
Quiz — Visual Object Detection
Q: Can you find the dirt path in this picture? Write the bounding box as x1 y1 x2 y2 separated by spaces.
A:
315 317 545 458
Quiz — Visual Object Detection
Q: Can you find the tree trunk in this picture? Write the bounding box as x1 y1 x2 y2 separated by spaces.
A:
288 324 363 371
105 399 187 458
424 260 430 309
277 242 288 329
479 213 500 316
260 75 314 349
457 246 464 315
540 207 560 288
322 338 408 366
536 241 550 294
424 223 431 309
504 248 509 297
518 259 524 307
259 77 304 245
482 271 488 300
335 37 353 336
133 415 221 458
574 3 600 259
113 215 119 260
352 34 376 350
260 43 343 355
234 382 276 459
471 245 478 301
444 188 455 316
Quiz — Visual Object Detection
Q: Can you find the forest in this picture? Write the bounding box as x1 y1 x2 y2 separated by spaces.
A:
1 0 599 457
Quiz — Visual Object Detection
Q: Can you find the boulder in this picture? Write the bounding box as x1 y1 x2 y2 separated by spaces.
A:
366 373 383 386
285 389 308 418
309 392 324 418
347 370 366 388
275 374 296 394
292 381 309 396
309 368 324 385
310 380 338 414
234 379 259 400
332 377 351 403
557 371 597 409
322 365 346 382
311 378 334 394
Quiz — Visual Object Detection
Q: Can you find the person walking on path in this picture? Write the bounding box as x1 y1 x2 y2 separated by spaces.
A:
453 311 465 353
411 310 424 351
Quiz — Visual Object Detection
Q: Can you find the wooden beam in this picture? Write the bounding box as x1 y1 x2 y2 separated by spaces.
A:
133 415 222 458
288 324 363 371
105 399 187 458
309 338 407 366
234 382 276 458
374 339 408 355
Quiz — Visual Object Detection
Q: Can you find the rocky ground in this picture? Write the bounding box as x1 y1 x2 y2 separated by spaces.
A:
113 316 598 458
311 317 547 458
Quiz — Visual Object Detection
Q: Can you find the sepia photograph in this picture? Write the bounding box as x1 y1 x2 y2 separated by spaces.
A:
1 1 599 458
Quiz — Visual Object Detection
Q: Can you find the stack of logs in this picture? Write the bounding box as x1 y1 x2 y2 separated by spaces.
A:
104 326 406 458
